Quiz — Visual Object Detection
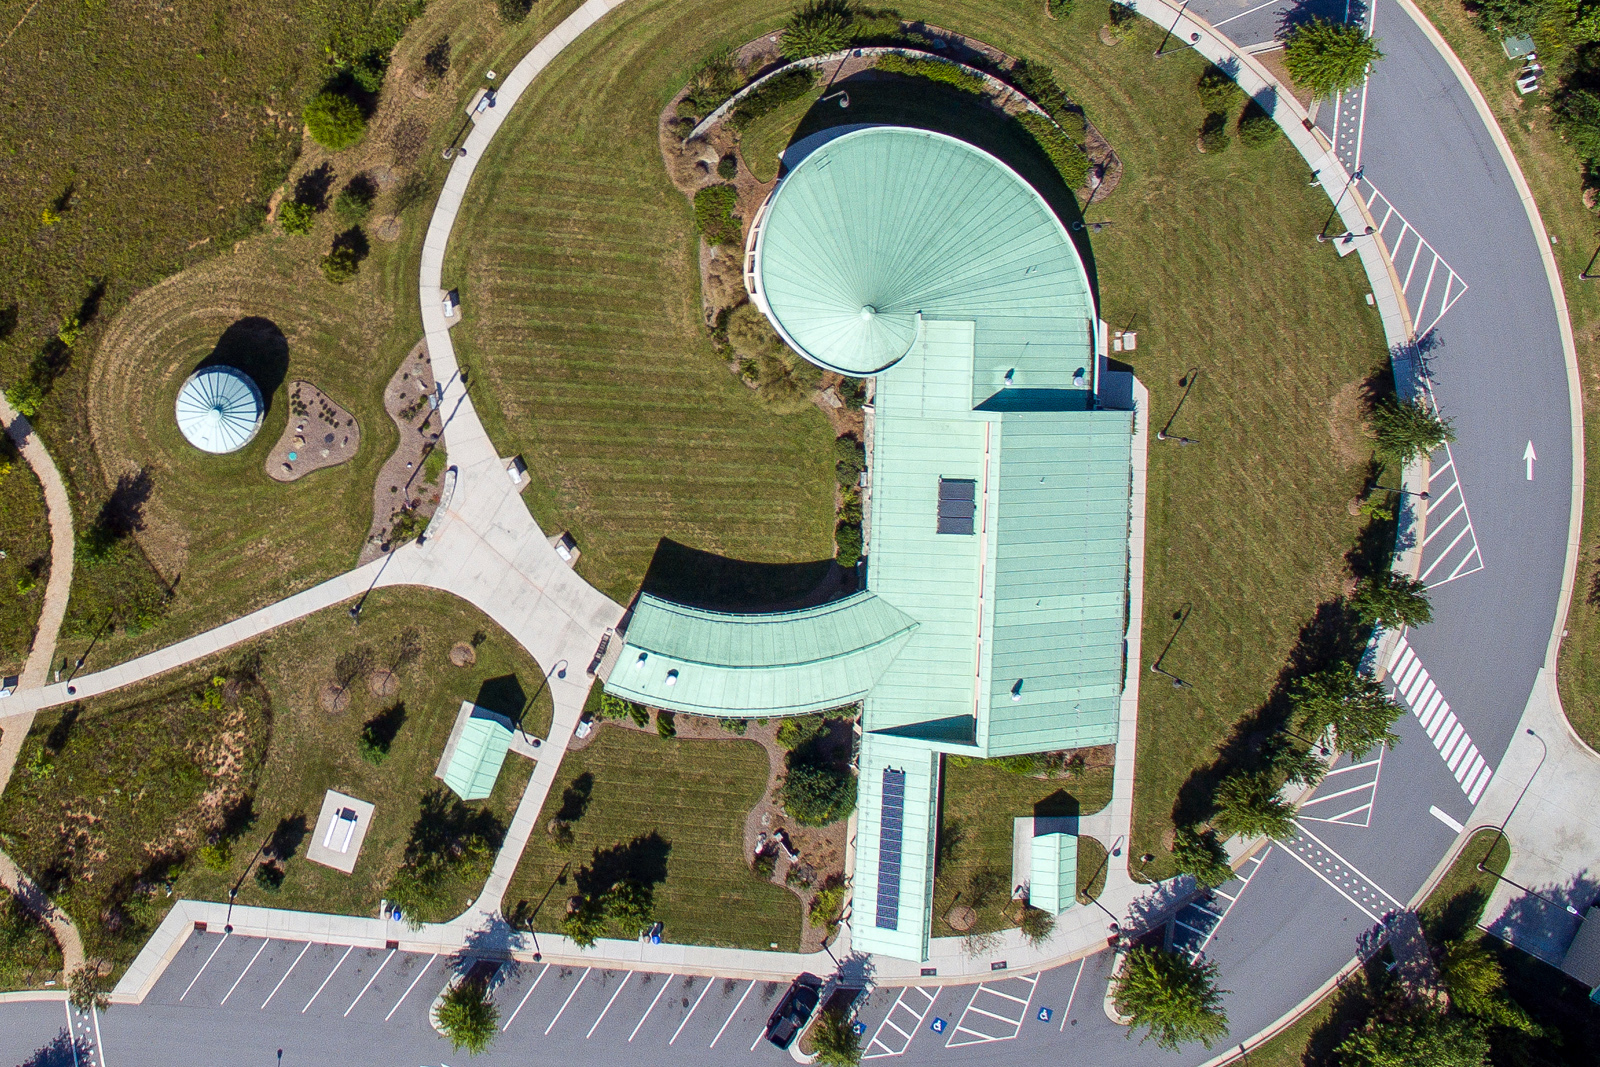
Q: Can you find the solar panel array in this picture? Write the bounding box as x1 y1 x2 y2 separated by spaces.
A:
875 768 907 929
936 478 977 535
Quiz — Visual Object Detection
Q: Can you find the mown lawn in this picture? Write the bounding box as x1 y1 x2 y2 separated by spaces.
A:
0 889 63 991
455 0 1386 867
932 758 1113 936
0 450 49 677
1 0 587 667
1404 0 1600 751
503 725 803 951
0 587 551 975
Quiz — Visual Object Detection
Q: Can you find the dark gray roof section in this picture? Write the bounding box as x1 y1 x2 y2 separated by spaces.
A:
937 478 977 535
1561 905 1600 988
875 768 907 929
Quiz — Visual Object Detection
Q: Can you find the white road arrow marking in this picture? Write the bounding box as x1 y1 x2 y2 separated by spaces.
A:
1524 441 1536 480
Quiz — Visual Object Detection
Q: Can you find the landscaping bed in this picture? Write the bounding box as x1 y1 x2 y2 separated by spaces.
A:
361 339 447 564
265 379 361 482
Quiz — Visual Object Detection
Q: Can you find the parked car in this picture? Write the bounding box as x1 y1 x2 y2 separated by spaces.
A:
765 973 823 1049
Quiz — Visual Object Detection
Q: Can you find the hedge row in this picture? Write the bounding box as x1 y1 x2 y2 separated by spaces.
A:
1017 111 1091 189
874 53 987 95
728 68 818 132
694 183 743 245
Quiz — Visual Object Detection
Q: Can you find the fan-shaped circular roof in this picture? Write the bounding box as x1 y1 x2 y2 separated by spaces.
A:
175 366 264 454
752 126 1094 377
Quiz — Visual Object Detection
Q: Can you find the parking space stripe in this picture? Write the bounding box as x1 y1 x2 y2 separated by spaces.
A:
670 979 712 1045
180 933 230 1001
302 946 353 1013
261 942 310 1011
865 984 940 1058
545 967 591 1035
709 980 755 1048
979 988 1031 1006
1059 957 1087 1031
630 979 669 1042
963 1004 1021 1025
385 953 439 1022
587 971 631 1039
503 963 550 1032
344 949 395 1017
220 939 268 1006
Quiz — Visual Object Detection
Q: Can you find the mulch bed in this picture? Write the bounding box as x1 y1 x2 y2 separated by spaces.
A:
265 381 360 482
358 338 446 564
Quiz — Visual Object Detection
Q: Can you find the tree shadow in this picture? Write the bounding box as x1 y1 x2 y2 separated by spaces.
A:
361 702 407 752
331 225 371 264
293 162 335 210
15 1031 89 1067
405 788 507 863
44 705 80 752
94 467 154 540
197 317 289 420
475 675 528 727
1483 869 1600 967
455 913 522 976
1275 0 1369 37
639 538 848 613
555 772 594 824
1297 970 1378 1067
268 813 309 863
783 74 1094 298
575 831 671 898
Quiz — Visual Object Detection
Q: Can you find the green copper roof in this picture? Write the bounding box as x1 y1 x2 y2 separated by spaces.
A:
753 126 1095 391
604 592 919 716
1029 832 1078 915
439 703 514 801
849 734 939 962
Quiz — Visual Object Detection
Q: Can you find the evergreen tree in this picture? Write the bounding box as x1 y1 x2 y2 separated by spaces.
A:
435 979 499 1055
1284 18 1384 98
1290 663 1404 757
1336 1001 1487 1067
1438 938 1542 1035
1112 945 1229 1050
1352 572 1433 629
1371 397 1455 465
1213 771 1296 840
1171 826 1234 888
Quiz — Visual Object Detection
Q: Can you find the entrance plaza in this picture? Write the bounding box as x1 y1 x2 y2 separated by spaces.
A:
603 127 1136 961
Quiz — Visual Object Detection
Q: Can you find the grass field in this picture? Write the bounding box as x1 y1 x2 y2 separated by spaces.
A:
503 725 803 951
442 0 1384 862
932 758 1112 936
0 587 551 973
0 0 590 666
1401 1 1600 751
0 452 49 677
740 87 825 182
0 888 63 991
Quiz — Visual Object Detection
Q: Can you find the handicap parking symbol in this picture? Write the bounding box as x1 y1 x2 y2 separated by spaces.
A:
1037 1007 1053 1023
930 1017 948 1034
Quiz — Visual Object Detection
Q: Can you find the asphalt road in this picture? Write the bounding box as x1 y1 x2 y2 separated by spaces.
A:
0 2 1576 1065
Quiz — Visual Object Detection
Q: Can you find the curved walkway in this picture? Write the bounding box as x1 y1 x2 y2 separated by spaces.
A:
0 393 74 693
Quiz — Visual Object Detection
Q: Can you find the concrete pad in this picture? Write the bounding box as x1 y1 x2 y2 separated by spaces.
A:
306 791 376 875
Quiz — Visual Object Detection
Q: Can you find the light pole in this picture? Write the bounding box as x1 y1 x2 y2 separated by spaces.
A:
1579 244 1600 280
1475 728 1580 916
1316 167 1365 241
1369 481 1429 500
822 90 850 108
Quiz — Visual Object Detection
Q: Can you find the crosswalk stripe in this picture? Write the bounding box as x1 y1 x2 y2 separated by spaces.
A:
1440 721 1465 756
1456 751 1484 785
1468 765 1493 803
1429 709 1455 743
1387 638 1410 672
1420 691 1446 729
1397 657 1425 693
1403 666 1431 704
1413 678 1437 713
1447 738 1474 774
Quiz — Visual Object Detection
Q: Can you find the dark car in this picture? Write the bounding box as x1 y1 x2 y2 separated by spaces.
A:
765 972 823 1049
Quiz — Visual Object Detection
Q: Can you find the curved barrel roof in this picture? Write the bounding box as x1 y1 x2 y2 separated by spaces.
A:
753 126 1095 383
175 365 264 454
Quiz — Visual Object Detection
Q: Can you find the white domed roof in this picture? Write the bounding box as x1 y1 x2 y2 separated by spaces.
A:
175 366 264 454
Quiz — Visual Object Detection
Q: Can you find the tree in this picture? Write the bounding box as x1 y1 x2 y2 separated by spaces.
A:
1195 64 1242 113
1290 663 1403 757
1112 945 1229 1050
435 979 499 1055
4 378 46 418
1238 105 1278 148
812 1007 863 1066
1171 826 1234 888
779 762 856 826
322 243 361 284
1438 938 1541 1034
602 879 654 934
1352 571 1433 629
780 0 855 59
1212 771 1296 840
1018 906 1056 947
279 200 315 235
1371 397 1455 465
562 902 607 948
1336 1001 1488 1067
69 965 111 1013
303 89 368 151
1555 87 1600 162
496 0 534 22
1283 18 1384 98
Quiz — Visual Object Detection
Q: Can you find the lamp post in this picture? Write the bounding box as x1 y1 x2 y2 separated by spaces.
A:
1579 244 1600 280
822 90 850 108
1369 482 1429 500
1317 167 1365 241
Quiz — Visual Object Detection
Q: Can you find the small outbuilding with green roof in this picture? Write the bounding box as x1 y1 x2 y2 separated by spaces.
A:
435 701 515 802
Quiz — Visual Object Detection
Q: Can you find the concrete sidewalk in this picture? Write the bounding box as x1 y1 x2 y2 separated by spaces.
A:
0 395 75 695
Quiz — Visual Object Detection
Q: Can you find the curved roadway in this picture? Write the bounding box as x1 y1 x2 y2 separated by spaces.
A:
0 0 1584 1064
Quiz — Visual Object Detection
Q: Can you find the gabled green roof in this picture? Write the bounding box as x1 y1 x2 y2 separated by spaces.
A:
605 592 919 716
849 734 939 962
753 126 1095 395
1029 832 1078 915
439 703 514 801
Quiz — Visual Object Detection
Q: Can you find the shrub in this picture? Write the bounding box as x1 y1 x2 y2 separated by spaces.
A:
1556 87 1600 161
1283 18 1383 99
68 966 111 1014
835 521 863 567
1199 112 1229 153
780 0 855 59
1196 64 1242 113
1112 945 1229 1050
719 717 748 734
1336 999 1488 1067
279 200 315 235
776 714 825 750
254 861 285 892
654 709 676 738
680 47 746 117
780 762 856 825
4 379 45 418
728 67 818 131
1109 1 1139 38
836 376 867 408
496 0 534 22
875 53 987 95
1048 0 1072 15
1370 396 1455 465
716 152 739 179
1238 105 1278 148
812 1007 862 1066
809 880 847 933
753 849 777 878
197 840 232 872
303 89 368 151
1018 111 1091 187
334 178 376 224
693 184 742 245
834 435 865 485
1018 905 1056 947
322 243 361 284
1009 57 1071 115
727 302 782 359
1171 826 1233 888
